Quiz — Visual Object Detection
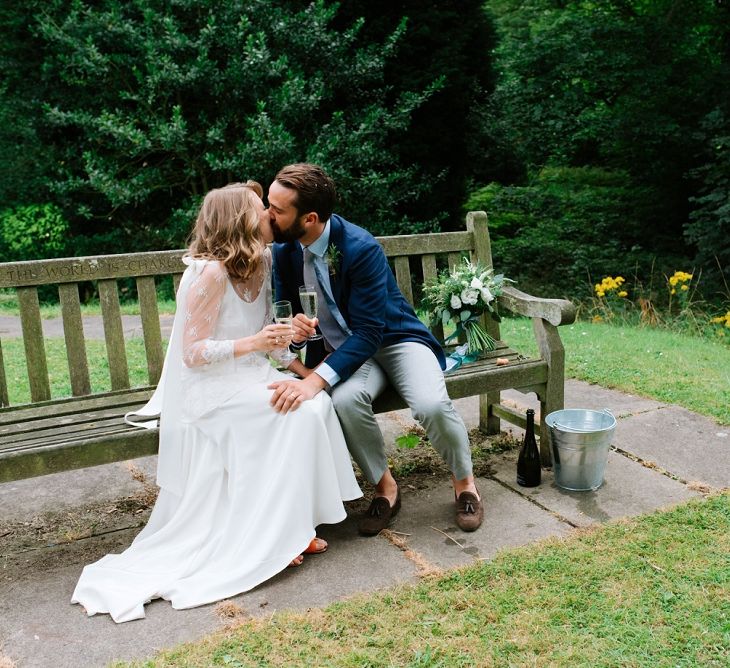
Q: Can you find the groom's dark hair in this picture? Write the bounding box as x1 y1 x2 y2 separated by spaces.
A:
275 163 336 223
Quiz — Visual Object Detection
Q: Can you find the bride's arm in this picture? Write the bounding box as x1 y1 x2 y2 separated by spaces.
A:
182 263 289 367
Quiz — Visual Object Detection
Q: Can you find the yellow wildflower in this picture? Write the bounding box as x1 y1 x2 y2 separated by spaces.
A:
592 315 603 323
680 284 689 291
710 311 730 328
618 291 628 298
669 270 693 288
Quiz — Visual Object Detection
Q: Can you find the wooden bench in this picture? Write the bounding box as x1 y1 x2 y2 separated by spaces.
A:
0 212 575 483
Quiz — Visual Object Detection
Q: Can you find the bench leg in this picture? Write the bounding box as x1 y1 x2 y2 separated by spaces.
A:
533 319 566 467
479 392 501 434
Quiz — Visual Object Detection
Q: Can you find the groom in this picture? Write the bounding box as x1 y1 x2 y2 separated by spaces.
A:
267 163 483 535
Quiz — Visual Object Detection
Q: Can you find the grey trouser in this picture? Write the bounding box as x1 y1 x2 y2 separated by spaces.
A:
331 342 473 484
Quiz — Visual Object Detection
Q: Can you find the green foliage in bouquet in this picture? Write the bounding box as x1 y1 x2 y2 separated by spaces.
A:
422 258 512 355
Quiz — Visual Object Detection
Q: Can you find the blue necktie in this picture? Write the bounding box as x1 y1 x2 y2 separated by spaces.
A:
302 248 350 350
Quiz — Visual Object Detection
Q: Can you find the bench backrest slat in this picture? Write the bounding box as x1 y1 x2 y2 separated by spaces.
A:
378 231 472 256
466 212 500 340
98 279 130 390
393 256 414 306
136 276 164 385
0 250 186 288
420 253 444 342
17 287 51 402
466 212 493 270
58 283 91 396
0 340 9 407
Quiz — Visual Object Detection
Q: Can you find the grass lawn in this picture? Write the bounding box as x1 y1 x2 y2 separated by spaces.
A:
115 493 729 667
500 318 730 425
1 338 154 404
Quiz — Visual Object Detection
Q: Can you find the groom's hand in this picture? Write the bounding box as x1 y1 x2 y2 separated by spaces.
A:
291 313 318 344
268 373 327 413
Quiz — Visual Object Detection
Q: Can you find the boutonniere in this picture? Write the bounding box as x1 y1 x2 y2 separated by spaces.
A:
324 242 341 277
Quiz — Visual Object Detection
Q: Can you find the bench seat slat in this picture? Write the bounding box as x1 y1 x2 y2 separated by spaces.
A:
0 429 160 483
59 282 91 396
0 387 154 425
1 420 141 452
0 402 149 437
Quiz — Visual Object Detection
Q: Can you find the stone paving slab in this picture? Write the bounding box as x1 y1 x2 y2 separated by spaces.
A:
492 450 702 527
393 477 571 571
500 380 667 419
1 528 221 668
612 406 730 489
0 510 416 668
236 511 418 617
0 457 158 523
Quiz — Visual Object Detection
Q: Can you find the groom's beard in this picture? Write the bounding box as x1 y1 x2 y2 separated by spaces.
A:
271 215 306 243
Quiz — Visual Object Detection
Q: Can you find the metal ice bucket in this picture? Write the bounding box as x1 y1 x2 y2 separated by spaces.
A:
545 409 616 491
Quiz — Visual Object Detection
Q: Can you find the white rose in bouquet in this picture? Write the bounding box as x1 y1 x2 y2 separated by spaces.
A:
450 294 462 310
461 287 479 305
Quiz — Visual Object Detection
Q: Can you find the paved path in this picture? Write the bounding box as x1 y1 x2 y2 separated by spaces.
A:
0 315 175 341
1 381 728 667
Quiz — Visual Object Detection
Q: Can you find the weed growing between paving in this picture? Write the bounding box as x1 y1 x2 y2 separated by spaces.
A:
115 493 728 668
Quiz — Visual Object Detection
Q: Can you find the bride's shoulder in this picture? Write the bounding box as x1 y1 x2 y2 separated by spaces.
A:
183 257 228 283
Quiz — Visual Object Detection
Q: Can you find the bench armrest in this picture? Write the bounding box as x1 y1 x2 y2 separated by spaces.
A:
497 285 576 326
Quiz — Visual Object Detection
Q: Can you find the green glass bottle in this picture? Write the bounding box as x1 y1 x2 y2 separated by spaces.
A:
517 409 541 487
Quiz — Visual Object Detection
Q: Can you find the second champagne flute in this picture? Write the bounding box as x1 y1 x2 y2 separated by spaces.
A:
298 285 322 341
272 300 297 366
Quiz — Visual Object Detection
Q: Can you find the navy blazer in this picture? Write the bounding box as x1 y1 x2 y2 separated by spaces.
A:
272 214 446 382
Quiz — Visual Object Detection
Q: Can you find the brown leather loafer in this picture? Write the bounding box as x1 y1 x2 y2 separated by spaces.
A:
455 490 483 531
358 487 401 536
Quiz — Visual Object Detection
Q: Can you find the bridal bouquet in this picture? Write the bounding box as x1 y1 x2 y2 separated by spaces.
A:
422 258 511 355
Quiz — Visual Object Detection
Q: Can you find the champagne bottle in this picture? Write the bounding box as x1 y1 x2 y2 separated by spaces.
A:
517 409 541 487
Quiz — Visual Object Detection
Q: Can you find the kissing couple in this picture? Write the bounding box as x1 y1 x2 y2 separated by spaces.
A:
72 163 484 623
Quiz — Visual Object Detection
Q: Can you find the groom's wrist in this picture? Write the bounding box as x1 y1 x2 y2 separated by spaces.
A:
308 372 329 392
313 362 339 388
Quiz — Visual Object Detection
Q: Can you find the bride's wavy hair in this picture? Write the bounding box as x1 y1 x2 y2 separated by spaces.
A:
187 181 265 282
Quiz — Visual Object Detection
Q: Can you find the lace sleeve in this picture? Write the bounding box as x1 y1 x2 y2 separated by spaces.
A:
182 262 234 367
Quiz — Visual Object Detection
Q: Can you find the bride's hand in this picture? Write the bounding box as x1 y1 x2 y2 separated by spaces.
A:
255 324 293 353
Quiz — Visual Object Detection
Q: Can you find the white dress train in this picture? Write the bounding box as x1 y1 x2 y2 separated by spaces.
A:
71 253 361 623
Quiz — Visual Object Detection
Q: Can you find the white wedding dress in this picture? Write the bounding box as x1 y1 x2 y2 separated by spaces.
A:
71 251 361 623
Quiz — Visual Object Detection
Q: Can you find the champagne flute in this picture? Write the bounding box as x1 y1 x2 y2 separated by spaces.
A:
272 300 297 365
298 285 322 341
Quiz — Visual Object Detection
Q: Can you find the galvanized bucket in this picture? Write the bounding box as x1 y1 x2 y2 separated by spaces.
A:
545 409 616 491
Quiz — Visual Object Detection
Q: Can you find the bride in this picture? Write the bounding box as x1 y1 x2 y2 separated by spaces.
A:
71 181 361 623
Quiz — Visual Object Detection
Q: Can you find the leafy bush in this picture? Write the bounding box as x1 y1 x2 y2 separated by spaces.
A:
464 167 669 297
0 203 70 261
686 107 730 291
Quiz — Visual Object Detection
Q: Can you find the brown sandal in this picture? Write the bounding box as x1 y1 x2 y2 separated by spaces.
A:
303 537 328 554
